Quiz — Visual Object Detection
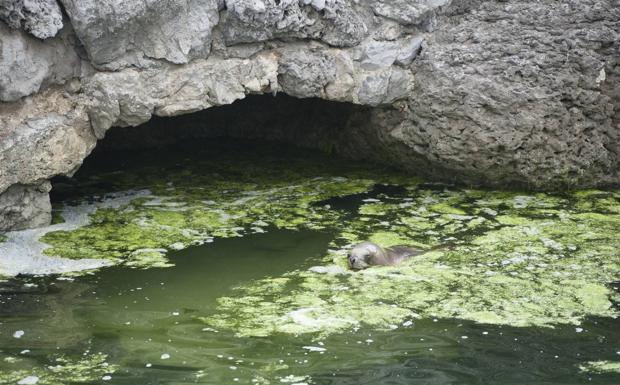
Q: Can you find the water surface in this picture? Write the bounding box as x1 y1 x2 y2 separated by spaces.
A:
1 142 619 384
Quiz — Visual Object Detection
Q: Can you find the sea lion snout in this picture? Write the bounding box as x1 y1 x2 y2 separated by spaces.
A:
347 242 376 270
347 253 355 265
348 253 365 270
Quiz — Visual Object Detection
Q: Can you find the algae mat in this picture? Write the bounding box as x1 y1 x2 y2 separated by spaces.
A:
1 142 619 384
33 143 620 334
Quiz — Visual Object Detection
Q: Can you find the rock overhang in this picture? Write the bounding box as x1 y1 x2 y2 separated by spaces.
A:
0 0 618 231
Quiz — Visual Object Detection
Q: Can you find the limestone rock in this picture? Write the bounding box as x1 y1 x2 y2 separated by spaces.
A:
0 22 81 101
0 0 63 39
277 48 336 99
221 0 367 47
357 67 413 106
0 88 97 195
59 0 220 70
85 52 280 135
355 36 425 70
370 0 452 28
402 0 620 188
0 182 51 231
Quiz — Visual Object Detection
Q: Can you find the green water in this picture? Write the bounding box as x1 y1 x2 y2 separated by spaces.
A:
1 142 619 384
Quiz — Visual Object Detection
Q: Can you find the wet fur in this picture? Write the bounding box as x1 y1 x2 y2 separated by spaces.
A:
348 241 424 270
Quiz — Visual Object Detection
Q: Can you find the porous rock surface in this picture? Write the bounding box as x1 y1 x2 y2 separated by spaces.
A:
0 0 63 39
0 182 51 231
0 0 618 231
59 0 220 70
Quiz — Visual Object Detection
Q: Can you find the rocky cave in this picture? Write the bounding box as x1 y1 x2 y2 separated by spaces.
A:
89 94 373 154
1 0 618 232
1 1 620 383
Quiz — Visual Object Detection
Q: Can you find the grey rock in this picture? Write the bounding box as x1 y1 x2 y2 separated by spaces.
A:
385 67 413 102
357 40 401 70
370 0 452 27
324 50 356 101
0 88 97 195
0 182 51 231
357 70 390 106
221 0 367 47
59 0 219 69
211 27 266 59
355 36 424 70
395 36 424 66
357 67 412 106
278 48 336 98
85 52 280 134
401 0 620 188
0 22 81 101
0 0 63 39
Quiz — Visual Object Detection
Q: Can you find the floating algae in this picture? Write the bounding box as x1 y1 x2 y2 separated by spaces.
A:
203 187 620 336
40 176 374 266
35 146 408 270
579 360 620 374
0 353 117 385
9 143 620 337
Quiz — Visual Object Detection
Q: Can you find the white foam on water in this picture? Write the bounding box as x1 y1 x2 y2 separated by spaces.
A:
17 376 39 385
0 190 152 276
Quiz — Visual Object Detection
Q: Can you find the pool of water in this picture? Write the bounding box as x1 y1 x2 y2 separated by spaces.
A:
1 231 619 385
1 142 619 384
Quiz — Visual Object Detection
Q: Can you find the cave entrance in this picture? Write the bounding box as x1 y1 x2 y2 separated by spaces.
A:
49 93 383 204
93 94 372 154
42 94 409 268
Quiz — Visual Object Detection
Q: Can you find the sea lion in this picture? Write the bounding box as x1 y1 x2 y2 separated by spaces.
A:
347 241 424 270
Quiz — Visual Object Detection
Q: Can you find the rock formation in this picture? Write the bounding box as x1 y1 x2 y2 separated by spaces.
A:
0 0 618 230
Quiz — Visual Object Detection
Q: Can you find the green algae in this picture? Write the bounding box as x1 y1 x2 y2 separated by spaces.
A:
201 185 620 337
39 146 408 268
0 234 6 243
41 176 374 266
368 231 418 247
30 144 620 337
579 360 620 374
0 353 117 385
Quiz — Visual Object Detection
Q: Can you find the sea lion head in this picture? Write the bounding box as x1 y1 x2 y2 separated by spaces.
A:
348 241 384 270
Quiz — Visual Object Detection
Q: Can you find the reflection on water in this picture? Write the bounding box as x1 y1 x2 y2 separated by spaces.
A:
1 228 619 384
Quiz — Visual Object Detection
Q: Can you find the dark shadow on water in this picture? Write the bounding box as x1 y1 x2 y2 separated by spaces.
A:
316 184 408 214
